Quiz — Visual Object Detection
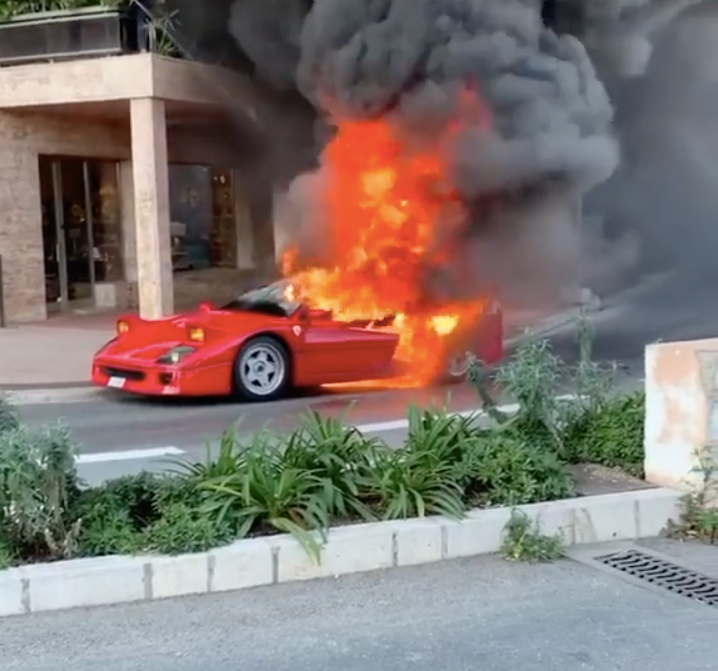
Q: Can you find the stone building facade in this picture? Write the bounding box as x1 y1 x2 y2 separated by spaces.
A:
0 53 274 322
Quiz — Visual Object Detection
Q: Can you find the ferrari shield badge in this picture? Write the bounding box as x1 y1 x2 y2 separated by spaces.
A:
292 325 302 336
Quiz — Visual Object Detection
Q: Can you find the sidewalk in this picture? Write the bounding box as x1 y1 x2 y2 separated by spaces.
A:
0 314 115 389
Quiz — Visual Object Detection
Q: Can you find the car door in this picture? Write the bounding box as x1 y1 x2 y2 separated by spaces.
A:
293 315 398 385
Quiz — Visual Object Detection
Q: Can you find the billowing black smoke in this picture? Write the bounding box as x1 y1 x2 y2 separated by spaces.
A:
223 0 712 306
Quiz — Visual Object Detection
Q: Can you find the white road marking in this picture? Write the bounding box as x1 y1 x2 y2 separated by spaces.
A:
355 404 519 434
354 396 576 433
76 446 185 464
73 395 579 463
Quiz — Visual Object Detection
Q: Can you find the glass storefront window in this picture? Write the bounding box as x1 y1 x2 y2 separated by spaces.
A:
168 164 238 271
87 161 123 283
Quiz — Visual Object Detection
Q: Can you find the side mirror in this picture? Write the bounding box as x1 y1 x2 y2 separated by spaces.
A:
198 301 214 312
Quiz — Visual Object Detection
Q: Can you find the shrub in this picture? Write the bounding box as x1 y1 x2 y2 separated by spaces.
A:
463 432 574 507
281 410 380 521
143 503 234 555
0 394 20 434
0 421 82 562
562 391 645 476
179 429 334 560
76 472 217 557
402 406 573 509
359 446 466 520
468 311 644 478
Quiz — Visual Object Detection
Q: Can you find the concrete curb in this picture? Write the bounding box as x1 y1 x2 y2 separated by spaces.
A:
3 387 104 406
0 487 681 617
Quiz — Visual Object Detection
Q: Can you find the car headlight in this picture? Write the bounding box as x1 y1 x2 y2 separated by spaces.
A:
156 345 197 365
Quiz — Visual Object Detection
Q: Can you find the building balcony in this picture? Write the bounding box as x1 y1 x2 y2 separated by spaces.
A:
0 1 177 67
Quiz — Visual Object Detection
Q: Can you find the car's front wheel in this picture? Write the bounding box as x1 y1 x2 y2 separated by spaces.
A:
234 336 290 402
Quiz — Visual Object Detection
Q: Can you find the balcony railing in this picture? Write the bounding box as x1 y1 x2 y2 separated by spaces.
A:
0 5 145 66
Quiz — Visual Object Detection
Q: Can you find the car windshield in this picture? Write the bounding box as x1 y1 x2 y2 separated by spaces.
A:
221 279 302 317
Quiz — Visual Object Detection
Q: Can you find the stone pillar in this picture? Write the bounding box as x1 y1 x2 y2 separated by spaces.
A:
0 113 46 322
130 98 173 319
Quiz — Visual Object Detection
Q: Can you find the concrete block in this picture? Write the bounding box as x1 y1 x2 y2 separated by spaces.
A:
210 538 274 592
0 569 25 616
394 518 444 566
643 340 709 491
571 493 639 544
445 507 513 558
25 556 146 612
151 553 209 600
275 523 394 583
635 488 683 538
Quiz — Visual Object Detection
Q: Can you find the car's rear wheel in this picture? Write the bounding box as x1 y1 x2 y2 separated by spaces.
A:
442 350 473 384
234 336 290 402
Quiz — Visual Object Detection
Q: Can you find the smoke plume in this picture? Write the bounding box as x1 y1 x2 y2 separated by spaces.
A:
587 0 718 286
224 0 711 306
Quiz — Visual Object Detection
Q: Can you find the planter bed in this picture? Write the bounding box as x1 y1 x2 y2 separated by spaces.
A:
0 487 682 617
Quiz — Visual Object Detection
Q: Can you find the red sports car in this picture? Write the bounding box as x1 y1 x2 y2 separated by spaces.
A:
91 279 503 401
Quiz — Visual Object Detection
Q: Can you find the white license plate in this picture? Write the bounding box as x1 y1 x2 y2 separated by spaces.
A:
107 376 126 389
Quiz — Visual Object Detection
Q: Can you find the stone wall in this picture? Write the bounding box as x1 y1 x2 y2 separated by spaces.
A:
644 337 718 491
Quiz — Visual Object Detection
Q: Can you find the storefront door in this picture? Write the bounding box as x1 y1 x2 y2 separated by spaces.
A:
40 156 122 310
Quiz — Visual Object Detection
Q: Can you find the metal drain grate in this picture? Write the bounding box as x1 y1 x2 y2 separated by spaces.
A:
595 549 718 606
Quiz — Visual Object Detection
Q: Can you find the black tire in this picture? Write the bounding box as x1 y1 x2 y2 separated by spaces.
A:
437 350 473 385
233 336 291 402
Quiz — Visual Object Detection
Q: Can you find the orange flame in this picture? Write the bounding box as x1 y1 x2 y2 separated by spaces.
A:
282 89 493 383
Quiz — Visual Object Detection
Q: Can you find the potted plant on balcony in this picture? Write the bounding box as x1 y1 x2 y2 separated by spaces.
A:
0 0 180 65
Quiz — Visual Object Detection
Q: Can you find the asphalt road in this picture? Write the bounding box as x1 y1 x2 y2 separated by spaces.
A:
3 543 718 671
14 268 713 482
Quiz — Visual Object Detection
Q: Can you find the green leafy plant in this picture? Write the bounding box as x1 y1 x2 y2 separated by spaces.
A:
562 391 645 476
0 0 182 58
143 502 234 555
0 394 19 434
78 507 142 556
360 446 466 520
0 421 82 561
75 471 192 554
280 410 379 521
501 509 564 562
469 335 569 454
465 433 575 507
0 0 125 20
168 425 247 484
666 450 718 544
352 408 468 520
183 429 332 562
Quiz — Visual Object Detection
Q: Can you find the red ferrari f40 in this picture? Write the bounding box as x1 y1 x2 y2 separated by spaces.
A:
91 280 503 401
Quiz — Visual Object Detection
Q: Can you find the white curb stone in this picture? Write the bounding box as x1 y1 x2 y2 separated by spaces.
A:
24 556 146 612
151 553 210 600
0 568 24 617
209 538 274 593
445 507 513 558
393 518 444 566
0 488 683 617
274 522 394 583
635 487 684 538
